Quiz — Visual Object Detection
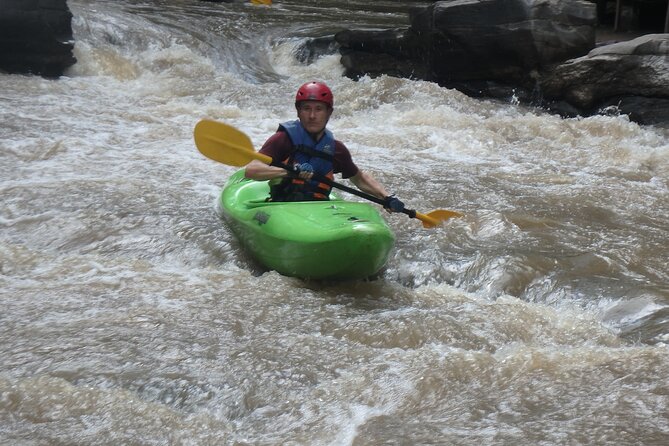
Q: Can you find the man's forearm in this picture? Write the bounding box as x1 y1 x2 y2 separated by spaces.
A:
244 160 287 180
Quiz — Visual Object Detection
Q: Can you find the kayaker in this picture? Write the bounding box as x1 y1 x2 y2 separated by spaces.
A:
244 81 405 212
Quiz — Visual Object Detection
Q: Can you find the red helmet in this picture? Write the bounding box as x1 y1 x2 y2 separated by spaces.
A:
295 81 334 108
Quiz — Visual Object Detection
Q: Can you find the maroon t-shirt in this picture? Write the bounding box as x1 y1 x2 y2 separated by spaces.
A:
258 131 359 179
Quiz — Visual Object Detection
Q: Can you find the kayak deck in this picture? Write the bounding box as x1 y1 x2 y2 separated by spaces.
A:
219 170 395 280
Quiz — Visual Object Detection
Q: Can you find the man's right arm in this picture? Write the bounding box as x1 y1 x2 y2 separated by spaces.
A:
244 132 292 180
244 159 289 180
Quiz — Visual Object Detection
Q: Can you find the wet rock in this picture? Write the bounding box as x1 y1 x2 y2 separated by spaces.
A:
600 96 669 127
336 28 431 80
330 0 669 125
336 0 596 88
294 36 340 65
0 0 76 77
539 34 669 112
415 0 596 83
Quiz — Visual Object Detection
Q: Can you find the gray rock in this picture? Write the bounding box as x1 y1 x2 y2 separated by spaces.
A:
540 34 669 109
336 0 596 87
0 0 76 77
330 0 669 125
420 0 596 83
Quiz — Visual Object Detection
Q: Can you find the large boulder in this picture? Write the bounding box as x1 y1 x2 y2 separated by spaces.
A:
336 0 596 89
540 34 669 108
412 0 596 83
0 0 76 77
336 28 430 80
327 0 669 125
537 33 669 126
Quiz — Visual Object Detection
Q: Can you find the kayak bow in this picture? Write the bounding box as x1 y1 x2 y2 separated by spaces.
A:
220 170 395 280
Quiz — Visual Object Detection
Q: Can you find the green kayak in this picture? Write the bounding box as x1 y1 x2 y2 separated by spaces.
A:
219 170 395 280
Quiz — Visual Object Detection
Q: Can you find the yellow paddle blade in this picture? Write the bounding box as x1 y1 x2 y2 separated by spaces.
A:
416 209 464 228
250 0 272 5
193 119 272 167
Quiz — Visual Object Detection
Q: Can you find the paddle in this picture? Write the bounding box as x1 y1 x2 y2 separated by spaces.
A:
193 119 463 228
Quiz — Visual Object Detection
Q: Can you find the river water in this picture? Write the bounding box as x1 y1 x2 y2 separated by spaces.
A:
1 0 668 444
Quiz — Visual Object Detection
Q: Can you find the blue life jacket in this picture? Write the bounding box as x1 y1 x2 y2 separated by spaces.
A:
270 120 335 201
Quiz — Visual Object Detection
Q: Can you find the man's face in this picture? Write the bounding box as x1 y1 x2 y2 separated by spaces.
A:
297 101 332 136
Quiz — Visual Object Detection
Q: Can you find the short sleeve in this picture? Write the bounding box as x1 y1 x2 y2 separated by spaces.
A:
334 141 359 179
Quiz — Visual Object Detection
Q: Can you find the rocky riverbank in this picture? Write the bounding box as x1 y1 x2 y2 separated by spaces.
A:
302 0 669 126
2 0 667 126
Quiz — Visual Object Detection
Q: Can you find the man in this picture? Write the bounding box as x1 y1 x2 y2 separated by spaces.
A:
244 81 404 212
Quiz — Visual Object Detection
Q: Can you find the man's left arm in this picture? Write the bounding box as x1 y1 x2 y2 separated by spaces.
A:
349 170 389 200
350 171 405 213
